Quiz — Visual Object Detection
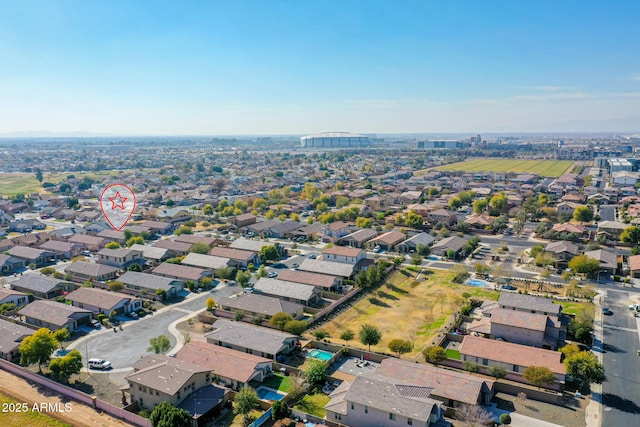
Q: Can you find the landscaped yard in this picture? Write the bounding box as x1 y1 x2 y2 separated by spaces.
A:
428 158 574 178
262 374 292 393
294 392 331 418
0 392 70 427
316 268 499 356
214 408 263 427
554 300 595 316
445 349 461 360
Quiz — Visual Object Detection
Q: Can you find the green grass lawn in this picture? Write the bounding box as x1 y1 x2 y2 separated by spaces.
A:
430 158 574 178
445 349 461 360
294 392 331 418
262 374 292 393
0 393 70 427
554 300 594 316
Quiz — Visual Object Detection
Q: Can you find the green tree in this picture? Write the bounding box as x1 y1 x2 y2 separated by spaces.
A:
105 241 121 249
128 263 142 272
523 366 556 389
234 386 259 426
500 413 512 426
19 328 58 372
359 324 382 352
149 402 192 427
53 328 70 349
147 335 171 354
108 281 124 292
340 329 354 346
48 349 82 382
305 358 328 384
35 168 43 183
284 320 308 335
202 204 214 217
405 211 424 228
355 216 373 228
259 245 279 261
388 339 413 357
189 242 210 254
423 346 446 364
560 343 581 359
490 192 508 211
271 400 289 421
473 198 488 214
621 225 640 246
489 365 507 380
313 329 328 340
564 351 606 391
174 226 193 236
568 255 601 278
236 270 252 287
410 253 422 266
573 206 593 223
256 265 267 278
474 262 491 275
569 308 594 343
269 312 293 330
206 297 216 311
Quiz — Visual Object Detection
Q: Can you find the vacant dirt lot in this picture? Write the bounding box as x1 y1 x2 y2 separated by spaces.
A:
315 268 499 356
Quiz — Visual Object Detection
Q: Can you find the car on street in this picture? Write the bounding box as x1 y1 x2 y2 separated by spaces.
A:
291 263 299 268
602 307 612 315
271 263 287 269
88 358 112 370
268 272 278 278
308 254 317 259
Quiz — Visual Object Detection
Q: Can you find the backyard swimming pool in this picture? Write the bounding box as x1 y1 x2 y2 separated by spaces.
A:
308 349 334 361
255 386 285 401
465 279 488 287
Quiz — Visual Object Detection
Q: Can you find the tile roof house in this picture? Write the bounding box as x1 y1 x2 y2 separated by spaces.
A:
628 254 640 278
276 269 340 291
65 287 142 315
64 261 120 283
544 241 579 263
209 247 260 268
374 358 494 406
18 300 92 332
489 308 565 349
205 319 298 361
39 240 82 259
321 246 366 265
96 229 126 244
298 259 355 280
174 234 217 248
118 271 184 298
151 239 193 257
427 209 458 226
0 318 35 362
68 234 108 251
365 231 407 251
152 262 212 283
253 277 322 307
181 253 232 271
0 288 29 308
140 220 175 235
430 236 468 258
217 293 304 320
0 254 25 274
229 238 285 256
460 336 566 388
175 341 272 391
7 246 56 268
324 374 446 427
10 275 75 299
396 232 436 253
126 354 228 419
96 247 145 269
583 249 619 275
338 229 378 248
128 244 171 266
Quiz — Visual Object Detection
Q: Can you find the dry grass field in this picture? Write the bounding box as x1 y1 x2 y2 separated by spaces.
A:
430 158 574 177
315 268 499 356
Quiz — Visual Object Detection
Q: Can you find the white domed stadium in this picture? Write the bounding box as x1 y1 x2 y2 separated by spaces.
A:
300 131 370 148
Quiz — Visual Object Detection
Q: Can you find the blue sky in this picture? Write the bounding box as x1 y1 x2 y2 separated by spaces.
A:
1 0 639 135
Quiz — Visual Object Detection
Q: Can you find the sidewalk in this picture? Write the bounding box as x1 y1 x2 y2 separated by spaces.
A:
585 290 605 427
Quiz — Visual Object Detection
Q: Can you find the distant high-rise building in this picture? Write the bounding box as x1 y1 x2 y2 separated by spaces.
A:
470 134 482 145
418 140 469 150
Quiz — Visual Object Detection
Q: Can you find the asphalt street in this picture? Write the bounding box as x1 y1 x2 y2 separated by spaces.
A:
68 283 237 370
600 289 640 427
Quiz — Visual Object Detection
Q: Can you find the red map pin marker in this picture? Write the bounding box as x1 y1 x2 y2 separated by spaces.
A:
100 184 136 231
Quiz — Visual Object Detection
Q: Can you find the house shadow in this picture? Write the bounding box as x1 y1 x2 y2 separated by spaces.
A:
602 393 640 414
602 343 625 354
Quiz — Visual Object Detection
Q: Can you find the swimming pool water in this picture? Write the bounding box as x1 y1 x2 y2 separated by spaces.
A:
256 386 285 401
465 279 487 287
308 349 334 361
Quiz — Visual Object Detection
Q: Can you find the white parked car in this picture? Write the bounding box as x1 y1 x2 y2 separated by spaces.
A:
88 358 112 370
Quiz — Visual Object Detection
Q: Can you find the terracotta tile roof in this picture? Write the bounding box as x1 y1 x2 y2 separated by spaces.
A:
175 341 270 383
490 308 549 332
322 246 363 258
276 270 337 288
375 358 493 405
460 336 565 375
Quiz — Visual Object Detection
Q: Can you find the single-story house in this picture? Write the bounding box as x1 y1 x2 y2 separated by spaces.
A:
0 254 25 274
151 239 193 256
96 247 145 269
205 319 299 361
430 236 468 258
0 318 35 362
7 246 56 268
117 271 184 298
0 288 29 308
64 261 120 283
152 262 212 283
338 229 378 248
365 231 406 251
39 240 83 260
209 247 260 268
396 232 435 253
18 300 92 332
276 269 341 291
68 234 108 251
217 293 304 320
141 220 175 235
181 253 233 271
10 275 75 299
298 259 355 280
128 244 172 266
65 287 142 315
583 249 619 276
321 246 366 265
253 278 322 307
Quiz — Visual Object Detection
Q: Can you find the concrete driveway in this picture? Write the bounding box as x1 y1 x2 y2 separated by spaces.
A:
68 283 237 371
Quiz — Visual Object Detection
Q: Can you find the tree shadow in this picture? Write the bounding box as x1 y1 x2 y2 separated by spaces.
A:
377 291 399 300
602 393 640 414
368 297 390 308
386 284 408 294
399 270 411 277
